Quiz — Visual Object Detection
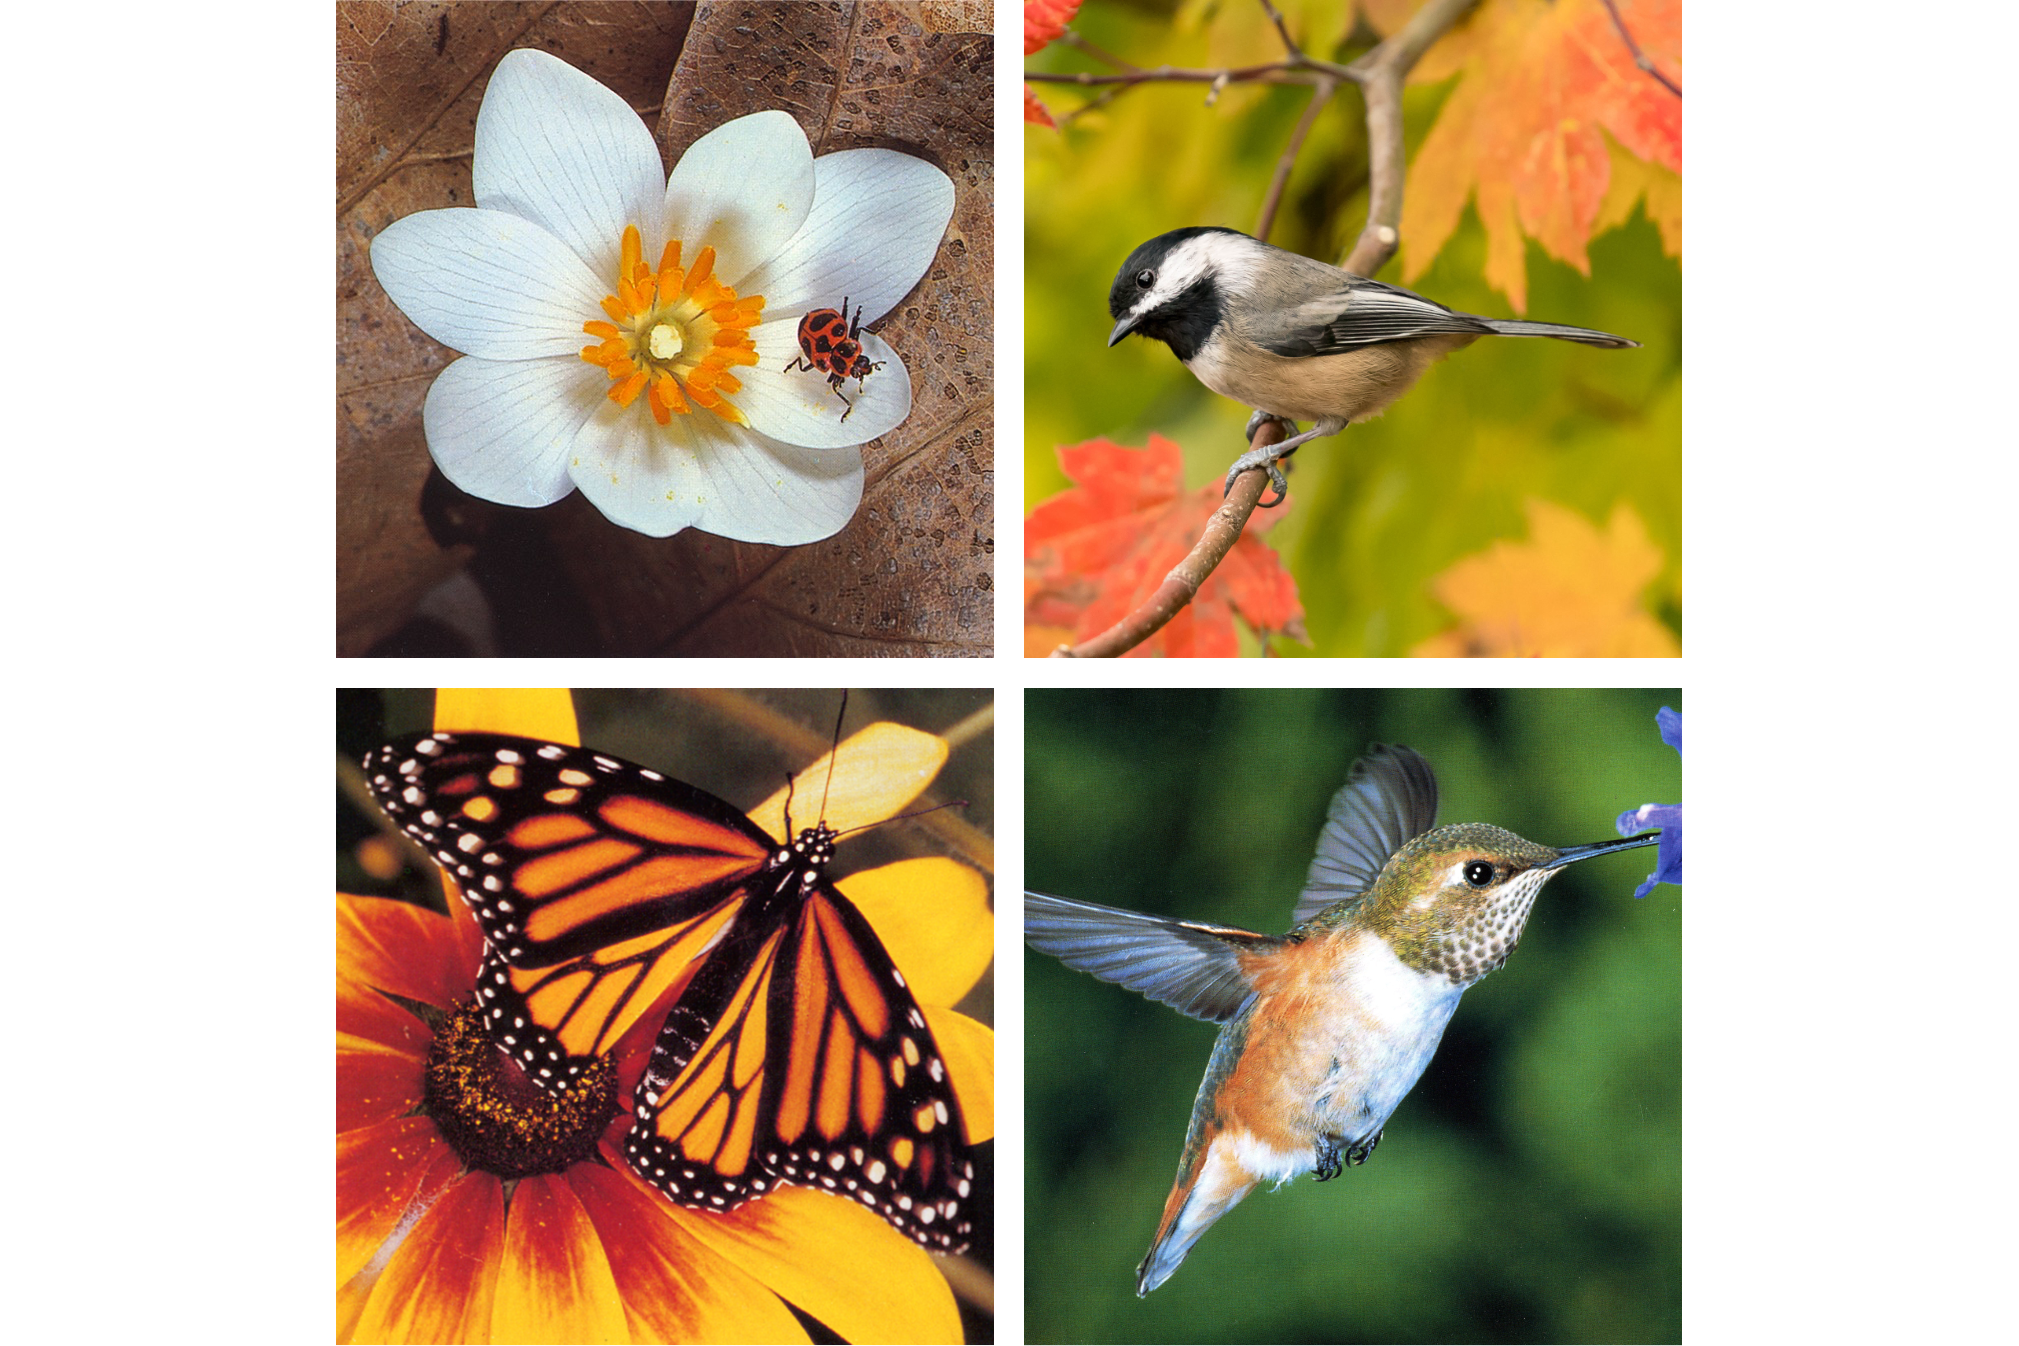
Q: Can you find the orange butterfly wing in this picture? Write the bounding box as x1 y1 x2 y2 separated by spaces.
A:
623 825 973 1250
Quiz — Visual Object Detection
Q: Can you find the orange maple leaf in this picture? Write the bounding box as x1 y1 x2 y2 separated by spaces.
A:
1025 0 1081 54
1025 84 1057 128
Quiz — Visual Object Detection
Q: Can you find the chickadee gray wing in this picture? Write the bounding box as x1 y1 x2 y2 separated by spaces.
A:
1247 277 1493 358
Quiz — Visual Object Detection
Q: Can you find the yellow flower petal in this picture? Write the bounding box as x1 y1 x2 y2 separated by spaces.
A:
431 689 580 743
927 1008 995 1145
748 722 950 839
840 858 991 1006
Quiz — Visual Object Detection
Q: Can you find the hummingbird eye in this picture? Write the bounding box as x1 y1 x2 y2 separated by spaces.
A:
1462 860 1495 888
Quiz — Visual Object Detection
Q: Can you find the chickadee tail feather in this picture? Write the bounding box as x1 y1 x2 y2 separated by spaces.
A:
1480 318 1640 348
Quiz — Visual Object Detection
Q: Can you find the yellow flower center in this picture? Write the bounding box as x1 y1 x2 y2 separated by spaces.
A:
579 224 763 427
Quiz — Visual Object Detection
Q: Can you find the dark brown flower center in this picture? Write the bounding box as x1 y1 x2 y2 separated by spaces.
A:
422 999 617 1179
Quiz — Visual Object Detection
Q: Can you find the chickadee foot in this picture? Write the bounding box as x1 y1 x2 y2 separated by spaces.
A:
1223 443 1296 508
1243 410 1297 442
1219 411 1300 504
1226 412 1326 507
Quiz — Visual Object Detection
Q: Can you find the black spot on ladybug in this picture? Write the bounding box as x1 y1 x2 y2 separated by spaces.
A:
786 297 888 423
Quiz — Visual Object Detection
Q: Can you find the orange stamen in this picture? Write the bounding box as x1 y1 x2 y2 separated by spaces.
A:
578 229 757 427
619 226 642 276
611 370 648 407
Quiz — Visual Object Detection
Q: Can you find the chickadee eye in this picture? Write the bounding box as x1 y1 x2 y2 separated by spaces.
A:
1463 860 1494 888
1135 269 1155 288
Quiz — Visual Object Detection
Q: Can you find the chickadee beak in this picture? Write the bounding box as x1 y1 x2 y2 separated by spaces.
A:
1107 314 1138 347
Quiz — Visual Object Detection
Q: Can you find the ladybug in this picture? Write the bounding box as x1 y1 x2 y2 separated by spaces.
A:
786 297 886 422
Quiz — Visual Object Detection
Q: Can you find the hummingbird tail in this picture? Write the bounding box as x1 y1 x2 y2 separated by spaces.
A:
1135 1142 1262 1295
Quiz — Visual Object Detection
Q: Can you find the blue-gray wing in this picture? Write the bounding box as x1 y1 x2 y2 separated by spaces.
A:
1024 891 1272 1023
1253 277 1494 356
1291 744 1440 925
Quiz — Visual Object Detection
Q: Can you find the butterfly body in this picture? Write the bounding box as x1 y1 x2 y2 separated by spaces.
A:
364 729 974 1252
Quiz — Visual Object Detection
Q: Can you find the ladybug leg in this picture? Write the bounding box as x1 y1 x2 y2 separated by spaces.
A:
811 371 852 423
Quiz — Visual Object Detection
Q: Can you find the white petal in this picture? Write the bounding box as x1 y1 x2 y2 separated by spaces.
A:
740 329 912 448
472 49 667 284
568 405 863 543
742 150 954 323
422 356 604 507
371 209 606 359
663 111 815 287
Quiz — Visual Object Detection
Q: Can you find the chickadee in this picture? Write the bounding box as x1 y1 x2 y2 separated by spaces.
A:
1107 227 1640 506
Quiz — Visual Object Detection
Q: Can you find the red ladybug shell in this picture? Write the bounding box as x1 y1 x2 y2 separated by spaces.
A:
786 298 886 421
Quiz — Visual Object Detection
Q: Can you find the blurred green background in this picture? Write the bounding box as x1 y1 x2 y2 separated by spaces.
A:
1025 688 1681 1342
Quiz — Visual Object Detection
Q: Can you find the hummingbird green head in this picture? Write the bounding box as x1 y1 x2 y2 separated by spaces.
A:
1025 744 1661 1296
1347 824 1659 988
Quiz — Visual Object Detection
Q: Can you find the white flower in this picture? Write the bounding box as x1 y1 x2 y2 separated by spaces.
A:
369 49 955 544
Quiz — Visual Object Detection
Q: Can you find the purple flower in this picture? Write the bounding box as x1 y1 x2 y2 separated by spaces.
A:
1616 706 1681 897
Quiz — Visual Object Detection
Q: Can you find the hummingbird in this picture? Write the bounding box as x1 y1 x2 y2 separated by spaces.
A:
1024 744 1660 1296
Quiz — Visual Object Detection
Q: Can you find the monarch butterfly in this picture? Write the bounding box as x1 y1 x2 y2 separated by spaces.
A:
361 724 976 1253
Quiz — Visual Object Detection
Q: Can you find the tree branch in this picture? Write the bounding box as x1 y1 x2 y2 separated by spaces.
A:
1599 0 1681 97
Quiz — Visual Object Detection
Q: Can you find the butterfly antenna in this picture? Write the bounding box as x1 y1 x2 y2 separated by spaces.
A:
783 693 852 834
834 797 969 841
820 691 849 820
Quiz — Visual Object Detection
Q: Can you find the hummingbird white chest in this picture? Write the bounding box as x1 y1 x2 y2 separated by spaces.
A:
1226 927 1464 1178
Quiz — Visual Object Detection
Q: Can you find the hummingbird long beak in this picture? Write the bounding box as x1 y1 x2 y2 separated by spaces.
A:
1548 832 1660 868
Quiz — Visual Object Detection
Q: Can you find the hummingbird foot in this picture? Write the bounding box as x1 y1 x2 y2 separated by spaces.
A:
1312 1129 1383 1181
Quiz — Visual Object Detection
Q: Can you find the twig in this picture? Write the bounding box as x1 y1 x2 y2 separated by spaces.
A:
1256 82 1333 242
1599 0 1681 97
